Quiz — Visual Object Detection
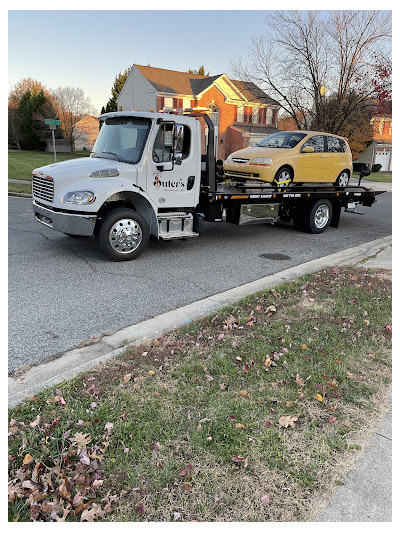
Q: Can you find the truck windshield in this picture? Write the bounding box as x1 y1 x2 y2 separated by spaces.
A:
255 132 306 149
91 117 151 164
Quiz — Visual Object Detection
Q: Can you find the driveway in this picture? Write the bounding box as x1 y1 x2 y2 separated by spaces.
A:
8 192 392 373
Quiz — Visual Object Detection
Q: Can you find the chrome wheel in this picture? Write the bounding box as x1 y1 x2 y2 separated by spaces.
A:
276 169 292 184
337 171 350 187
274 167 293 185
109 218 142 254
314 204 330 229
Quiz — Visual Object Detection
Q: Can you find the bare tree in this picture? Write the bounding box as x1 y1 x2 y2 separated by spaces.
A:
51 87 96 151
231 10 391 134
8 107 21 150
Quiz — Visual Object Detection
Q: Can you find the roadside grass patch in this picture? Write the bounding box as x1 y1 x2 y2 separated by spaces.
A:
8 266 391 522
8 149 90 181
352 171 391 183
8 182 32 195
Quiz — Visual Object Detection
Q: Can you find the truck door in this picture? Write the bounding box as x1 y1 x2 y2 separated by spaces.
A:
147 121 198 209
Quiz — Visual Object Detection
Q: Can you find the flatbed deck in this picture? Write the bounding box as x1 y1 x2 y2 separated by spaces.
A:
208 182 384 204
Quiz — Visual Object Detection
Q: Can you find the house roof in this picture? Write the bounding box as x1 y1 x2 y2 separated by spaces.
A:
135 65 218 96
231 80 280 107
134 65 278 106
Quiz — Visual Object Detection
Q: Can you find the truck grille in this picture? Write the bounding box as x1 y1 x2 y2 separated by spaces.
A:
32 174 54 203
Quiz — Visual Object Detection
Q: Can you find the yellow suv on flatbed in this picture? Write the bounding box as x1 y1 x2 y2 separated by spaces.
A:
224 130 353 186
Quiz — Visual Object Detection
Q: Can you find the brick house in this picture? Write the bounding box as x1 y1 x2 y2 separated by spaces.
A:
116 65 280 159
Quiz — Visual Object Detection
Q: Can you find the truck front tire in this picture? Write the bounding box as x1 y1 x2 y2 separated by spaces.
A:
95 208 150 261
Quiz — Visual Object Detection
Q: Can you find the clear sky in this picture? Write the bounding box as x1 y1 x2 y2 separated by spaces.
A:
8 9 272 114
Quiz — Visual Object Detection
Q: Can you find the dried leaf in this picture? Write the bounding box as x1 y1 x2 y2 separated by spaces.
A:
104 422 114 435
238 390 249 398
235 423 246 429
23 453 34 465
71 433 92 449
29 415 41 428
278 415 298 428
261 494 270 504
232 454 246 463
123 373 132 382
315 393 323 402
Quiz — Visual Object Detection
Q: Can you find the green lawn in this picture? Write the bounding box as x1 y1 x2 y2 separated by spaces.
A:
8 266 391 522
352 171 392 183
8 149 90 182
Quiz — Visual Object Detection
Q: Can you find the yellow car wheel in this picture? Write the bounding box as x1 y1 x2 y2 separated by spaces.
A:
273 166 293 186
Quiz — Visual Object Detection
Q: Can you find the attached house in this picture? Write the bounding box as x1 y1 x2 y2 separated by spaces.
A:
116 65 280 159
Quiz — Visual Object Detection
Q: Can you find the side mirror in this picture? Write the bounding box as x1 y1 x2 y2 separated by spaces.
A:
173 152 183 166
302 146 314 153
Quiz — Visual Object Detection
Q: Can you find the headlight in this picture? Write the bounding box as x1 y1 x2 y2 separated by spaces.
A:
61 191 96 204
249 157 273 166
89 169 119 178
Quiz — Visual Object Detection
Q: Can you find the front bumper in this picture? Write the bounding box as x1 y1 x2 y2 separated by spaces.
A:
33 201 97 236
224 165 274 182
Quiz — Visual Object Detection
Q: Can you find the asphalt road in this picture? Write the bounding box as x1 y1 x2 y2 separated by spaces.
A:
8 191 392 373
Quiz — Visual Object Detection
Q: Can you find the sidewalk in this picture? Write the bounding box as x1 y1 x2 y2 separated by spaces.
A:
317 239 392 522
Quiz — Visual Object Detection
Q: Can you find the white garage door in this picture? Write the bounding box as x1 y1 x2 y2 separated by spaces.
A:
374 149 391 171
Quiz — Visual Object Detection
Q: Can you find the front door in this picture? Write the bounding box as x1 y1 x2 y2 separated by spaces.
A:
147 121 198 209
297 135 327 182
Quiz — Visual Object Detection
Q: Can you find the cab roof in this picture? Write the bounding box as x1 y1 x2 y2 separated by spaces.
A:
98 110 197 125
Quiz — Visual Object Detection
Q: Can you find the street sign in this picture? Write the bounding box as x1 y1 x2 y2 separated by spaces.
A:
45 119 61 162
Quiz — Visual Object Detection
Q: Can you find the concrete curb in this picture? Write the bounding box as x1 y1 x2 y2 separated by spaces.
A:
8 235 392 407
8 192 32 198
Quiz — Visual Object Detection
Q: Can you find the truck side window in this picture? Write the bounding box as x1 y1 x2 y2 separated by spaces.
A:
152 124 191 163
302 135 325 153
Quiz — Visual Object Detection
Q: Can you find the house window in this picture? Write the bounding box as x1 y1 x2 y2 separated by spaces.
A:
251 107 259 124
183 98 191 109
164 97 173 109
236 106 244 123
265 108 273 124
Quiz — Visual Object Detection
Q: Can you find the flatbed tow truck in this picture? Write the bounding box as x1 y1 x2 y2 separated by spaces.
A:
32 109 385 261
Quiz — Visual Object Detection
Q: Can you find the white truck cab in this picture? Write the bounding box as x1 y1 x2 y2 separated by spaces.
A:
32 111 205 260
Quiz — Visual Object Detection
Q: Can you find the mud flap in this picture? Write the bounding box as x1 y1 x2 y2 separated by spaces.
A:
330 202 341 228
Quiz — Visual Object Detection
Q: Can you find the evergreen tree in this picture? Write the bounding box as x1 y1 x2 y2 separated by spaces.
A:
187 65 210 76
17 89 49 150
103 66 131 112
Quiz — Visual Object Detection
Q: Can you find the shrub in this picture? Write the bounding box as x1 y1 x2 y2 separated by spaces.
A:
372 163 382 173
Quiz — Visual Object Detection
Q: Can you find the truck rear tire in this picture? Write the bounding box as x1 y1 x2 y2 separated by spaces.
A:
302 199 332 234
95 208 150 261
